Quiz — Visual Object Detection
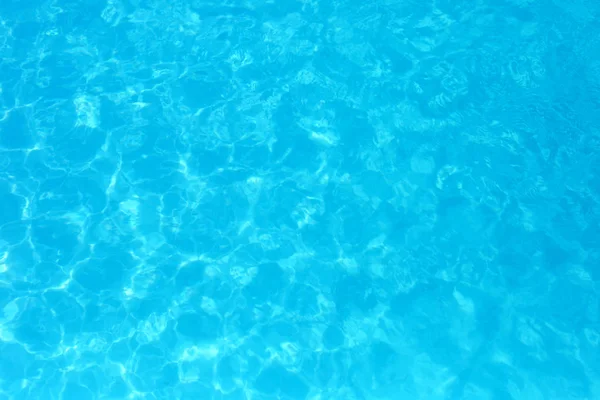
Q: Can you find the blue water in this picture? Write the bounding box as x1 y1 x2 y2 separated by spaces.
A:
0 0 599 399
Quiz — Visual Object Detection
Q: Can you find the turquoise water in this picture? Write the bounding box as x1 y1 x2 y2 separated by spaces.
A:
1 0 599 399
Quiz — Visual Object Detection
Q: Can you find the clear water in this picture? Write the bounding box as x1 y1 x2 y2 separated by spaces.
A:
0 0 599 399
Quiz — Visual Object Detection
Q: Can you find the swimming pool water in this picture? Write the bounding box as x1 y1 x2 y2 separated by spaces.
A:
1 0 599 399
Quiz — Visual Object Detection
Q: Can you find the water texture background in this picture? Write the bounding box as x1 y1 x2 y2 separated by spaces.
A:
0 0 599 399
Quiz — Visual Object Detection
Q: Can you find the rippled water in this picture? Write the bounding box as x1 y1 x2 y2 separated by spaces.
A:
1 0 599 399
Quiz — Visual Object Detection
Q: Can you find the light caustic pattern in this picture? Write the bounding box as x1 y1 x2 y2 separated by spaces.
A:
0 0 600 399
